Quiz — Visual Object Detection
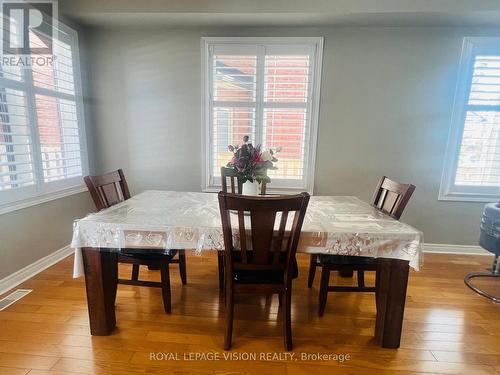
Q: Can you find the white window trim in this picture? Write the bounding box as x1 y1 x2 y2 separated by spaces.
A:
201 36 323 194
439 37 500 202
0 22 89 215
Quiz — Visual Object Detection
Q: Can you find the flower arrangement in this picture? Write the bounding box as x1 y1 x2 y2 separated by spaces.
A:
227 136 281 185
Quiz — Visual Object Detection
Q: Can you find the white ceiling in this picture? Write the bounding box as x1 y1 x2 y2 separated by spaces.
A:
59 0 500 27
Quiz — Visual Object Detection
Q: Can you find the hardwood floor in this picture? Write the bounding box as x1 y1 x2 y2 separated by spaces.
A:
0 252 499 374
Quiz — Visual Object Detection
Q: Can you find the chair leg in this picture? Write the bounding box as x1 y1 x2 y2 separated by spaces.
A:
358 270 365 288
318 267 330 317
224 288 234 350
178 250 187 285
217 252 225 291
131 264 139 281
307 255 318 288
265 294 273 307
159 263 172 314
283 288 293 351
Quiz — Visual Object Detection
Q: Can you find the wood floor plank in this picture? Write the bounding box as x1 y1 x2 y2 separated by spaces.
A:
0 367 29 375
25 371 84 375
0 341 134 364
286 362 427 375
432 351 500 366
0 353 59 371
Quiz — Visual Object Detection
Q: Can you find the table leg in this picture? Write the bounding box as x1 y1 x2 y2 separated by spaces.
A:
81 248 118 335
375 258 409 348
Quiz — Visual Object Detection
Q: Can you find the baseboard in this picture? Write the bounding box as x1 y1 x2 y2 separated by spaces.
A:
423 243 490 255
0 245 73 296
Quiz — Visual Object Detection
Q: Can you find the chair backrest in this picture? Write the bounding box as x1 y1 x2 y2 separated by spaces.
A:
371 176 415 219
221 167 242 194
221 167 267 195
218 191 310 284
84 169 131 211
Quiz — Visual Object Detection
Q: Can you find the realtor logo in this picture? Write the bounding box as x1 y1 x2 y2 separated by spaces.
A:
2 0 54 55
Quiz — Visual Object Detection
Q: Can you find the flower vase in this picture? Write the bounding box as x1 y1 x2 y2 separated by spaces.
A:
242 180 260 196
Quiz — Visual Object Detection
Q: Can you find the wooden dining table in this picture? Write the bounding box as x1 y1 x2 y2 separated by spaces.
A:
71 190 423 349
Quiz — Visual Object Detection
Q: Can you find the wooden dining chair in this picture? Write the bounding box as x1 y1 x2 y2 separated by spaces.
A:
310 176 415 316
218 167 268 290
218 191 310 350
83 169 187 313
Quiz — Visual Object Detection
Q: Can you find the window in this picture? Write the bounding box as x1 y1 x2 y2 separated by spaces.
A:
0 23 88 213
440 37 500 201
201 37 323 193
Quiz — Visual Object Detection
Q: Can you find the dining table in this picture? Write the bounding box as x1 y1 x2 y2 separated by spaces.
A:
71 190 423 349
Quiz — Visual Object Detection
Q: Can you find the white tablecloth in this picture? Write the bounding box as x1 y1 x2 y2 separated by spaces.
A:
71 191 423 277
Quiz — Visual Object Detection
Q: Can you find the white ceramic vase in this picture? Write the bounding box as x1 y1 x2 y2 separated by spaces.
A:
242 180 260 195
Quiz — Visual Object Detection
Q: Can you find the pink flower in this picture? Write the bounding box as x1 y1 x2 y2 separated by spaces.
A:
251 152 264 166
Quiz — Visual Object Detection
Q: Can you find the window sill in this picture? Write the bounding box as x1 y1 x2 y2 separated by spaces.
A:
0 185 88 215
438 192 500 203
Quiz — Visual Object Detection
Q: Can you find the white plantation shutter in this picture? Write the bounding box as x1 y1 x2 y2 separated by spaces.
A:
32 32 77 95
34 26 84 185
455 56 500 187
211 53 257 177
203 38 323 192
0 22 87 210
263 53 311 184
36 95 83 183
0 88 35 191
441 38 500 201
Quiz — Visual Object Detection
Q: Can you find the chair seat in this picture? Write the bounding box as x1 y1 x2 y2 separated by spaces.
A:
232 252 298 284
119 248 178 260
319 254 376 265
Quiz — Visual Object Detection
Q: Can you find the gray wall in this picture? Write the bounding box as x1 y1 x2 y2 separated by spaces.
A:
0 192 93 279
84 26 496 246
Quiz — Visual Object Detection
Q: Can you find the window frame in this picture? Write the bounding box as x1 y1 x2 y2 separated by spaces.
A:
201 37 323 194
0 22 88 215
439 37 500 202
